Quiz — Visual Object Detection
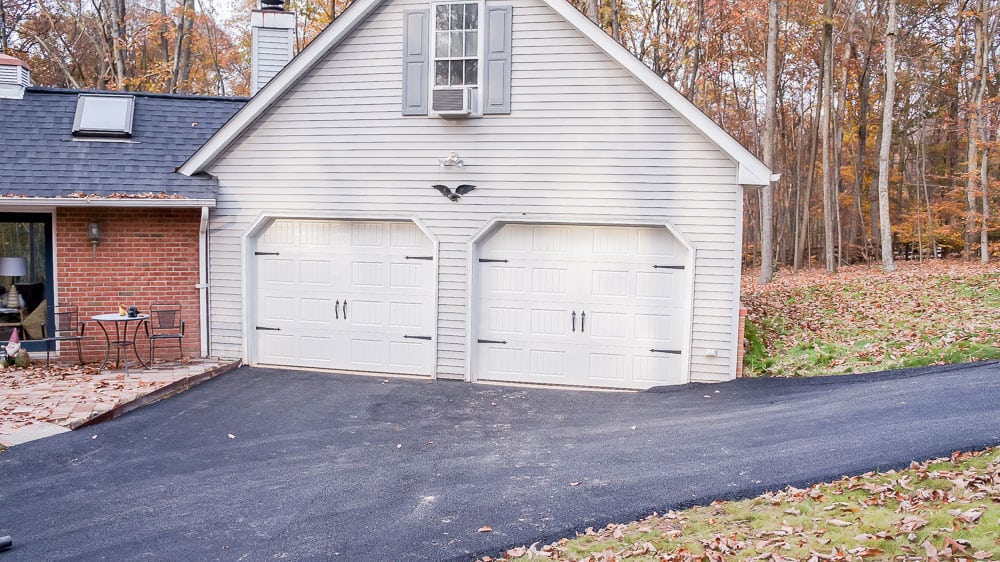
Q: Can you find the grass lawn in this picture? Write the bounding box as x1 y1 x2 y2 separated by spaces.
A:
482 261 1000 561
741 261 1000 377
486 449 1000 561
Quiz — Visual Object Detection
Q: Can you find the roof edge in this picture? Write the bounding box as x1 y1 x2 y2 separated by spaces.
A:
0 198 217 209
24 86 248 103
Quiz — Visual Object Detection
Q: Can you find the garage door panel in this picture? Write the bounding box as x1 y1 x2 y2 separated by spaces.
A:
528 349 567 378
299 260 334 285
485 306 525 334
591 227 631 255
262 296 296 321
530 267 569 294
632 354 685 385
261 258 297 283
588 353 627 381
476 223 690 389
585 310 628 339
591 269 629 297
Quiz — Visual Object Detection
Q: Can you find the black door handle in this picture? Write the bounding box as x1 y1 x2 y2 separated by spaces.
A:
581 311 585 333
342 300 347 319
335 300 339 319
571 311 576 332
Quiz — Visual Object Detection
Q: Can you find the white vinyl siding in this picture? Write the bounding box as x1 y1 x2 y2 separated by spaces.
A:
207 0 742 383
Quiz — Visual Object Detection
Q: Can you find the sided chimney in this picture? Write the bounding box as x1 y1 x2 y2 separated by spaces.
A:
0 54 31 100
251 0 295 95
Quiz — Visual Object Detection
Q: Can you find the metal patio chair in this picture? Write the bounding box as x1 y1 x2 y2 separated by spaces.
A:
44 304 86 365
144 304 185 364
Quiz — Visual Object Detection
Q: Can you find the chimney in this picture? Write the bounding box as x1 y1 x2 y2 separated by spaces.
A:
0 54 31 100
251 0 295 95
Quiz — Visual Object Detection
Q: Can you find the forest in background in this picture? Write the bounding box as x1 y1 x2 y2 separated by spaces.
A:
1 0 997 278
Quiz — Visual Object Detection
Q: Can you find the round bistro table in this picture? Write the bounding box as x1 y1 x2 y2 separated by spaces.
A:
92 313 150 375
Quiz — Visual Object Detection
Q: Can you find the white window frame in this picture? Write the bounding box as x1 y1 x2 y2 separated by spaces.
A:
429 0 485 108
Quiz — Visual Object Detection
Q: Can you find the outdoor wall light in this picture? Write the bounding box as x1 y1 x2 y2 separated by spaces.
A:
439 152 464 168
88 221 102 257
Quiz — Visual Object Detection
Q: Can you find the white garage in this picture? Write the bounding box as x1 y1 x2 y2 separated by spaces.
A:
251 219 436 376
473 223 691 389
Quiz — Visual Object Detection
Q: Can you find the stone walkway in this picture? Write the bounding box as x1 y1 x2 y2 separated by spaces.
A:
0 357 239 446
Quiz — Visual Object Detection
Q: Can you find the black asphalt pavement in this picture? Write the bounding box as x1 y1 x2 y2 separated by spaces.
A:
1 362 999 560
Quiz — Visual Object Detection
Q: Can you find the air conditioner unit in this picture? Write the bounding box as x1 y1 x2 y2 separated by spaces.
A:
432 87 478 118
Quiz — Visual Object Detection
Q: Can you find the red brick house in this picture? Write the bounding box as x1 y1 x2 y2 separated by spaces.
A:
0 53 245 361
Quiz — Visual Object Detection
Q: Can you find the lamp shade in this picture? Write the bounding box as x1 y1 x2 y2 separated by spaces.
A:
0 257 28 277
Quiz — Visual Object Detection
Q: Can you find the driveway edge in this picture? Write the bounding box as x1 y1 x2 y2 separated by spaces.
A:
76 360 243 429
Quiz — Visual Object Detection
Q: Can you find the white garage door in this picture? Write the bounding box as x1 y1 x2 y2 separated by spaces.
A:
475 224 689 389
254 219 435 376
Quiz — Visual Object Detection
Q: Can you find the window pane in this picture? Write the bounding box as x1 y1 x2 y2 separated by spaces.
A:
449 60 464 85
465 3 478 29
435 61 450 86
450 4 464 30
449 31 463 57
464 59 478 84
464 31 478 57
435 5 448 30
435 31 449 57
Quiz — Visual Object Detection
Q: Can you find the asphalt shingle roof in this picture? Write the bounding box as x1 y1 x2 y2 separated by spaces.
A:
0 88 246 200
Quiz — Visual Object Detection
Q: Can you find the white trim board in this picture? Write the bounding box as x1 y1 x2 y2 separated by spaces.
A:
178 0 771 186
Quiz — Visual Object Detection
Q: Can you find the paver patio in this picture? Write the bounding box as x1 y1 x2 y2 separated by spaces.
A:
0 357 239 445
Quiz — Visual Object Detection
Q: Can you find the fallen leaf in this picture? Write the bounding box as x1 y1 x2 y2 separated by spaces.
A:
478 526 493 533
569 481 580 487
826 518 851 527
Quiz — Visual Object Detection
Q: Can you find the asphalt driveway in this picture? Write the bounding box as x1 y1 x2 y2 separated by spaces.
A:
1 361 999 560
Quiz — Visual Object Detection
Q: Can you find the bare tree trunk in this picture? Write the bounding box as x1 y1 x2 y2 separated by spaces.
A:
168 0 191 93
820 0 837 273
0 0 9 54
963 0 985 261
610 0 621 41
586 0 599 23
688 0 705 98
160 0 169 62
759 0 779 283
877 0 897 272
982 142 991 262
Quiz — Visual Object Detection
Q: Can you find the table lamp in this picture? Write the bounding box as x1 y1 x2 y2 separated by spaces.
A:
0 257 28 309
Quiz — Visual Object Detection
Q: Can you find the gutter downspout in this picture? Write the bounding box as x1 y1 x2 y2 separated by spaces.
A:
198 206 210 357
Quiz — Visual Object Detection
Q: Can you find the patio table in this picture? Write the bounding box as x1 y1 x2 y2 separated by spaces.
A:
92 313 149 375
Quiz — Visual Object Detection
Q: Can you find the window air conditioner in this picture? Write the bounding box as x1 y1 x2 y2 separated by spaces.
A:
432 87 478 118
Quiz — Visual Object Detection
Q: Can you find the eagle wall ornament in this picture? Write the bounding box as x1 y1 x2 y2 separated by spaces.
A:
432 184 476 202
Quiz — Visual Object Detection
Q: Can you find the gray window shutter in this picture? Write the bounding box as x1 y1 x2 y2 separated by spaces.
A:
402 10 429 116
483 5 512 115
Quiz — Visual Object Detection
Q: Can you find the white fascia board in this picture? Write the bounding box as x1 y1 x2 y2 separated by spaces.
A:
0 198 217 208
544 0 772 187
179 0 383 176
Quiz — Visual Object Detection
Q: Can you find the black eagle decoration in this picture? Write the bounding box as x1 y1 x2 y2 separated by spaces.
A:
432 184 476 202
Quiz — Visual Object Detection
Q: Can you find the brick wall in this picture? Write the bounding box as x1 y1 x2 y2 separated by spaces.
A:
56 208 201 363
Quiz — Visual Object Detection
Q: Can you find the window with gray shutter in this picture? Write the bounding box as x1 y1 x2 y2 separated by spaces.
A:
402 10 430 116
404 3 512 117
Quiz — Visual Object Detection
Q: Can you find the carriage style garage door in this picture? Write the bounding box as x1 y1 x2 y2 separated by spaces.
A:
253 219 435 376
475 224 690 389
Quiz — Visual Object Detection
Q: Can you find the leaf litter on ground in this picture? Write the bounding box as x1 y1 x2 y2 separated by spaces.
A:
482 448 1000 561
741 260 1000 377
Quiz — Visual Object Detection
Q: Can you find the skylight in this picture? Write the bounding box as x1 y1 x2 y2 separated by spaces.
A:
72 94 135 138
